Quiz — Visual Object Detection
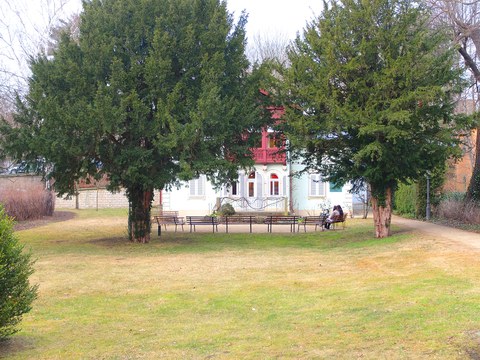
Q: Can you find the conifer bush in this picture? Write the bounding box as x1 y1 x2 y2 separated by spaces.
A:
0 206 37 341
218 203 236 216
394 183 417 217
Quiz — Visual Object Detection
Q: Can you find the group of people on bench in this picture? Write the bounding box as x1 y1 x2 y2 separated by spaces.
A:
324 205 344 229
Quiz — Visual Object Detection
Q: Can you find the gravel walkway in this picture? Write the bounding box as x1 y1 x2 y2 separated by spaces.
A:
393 215 480 250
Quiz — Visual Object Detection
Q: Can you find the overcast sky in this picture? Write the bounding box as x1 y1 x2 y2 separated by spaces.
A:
228 0 322 40
0 0 323 95
59 0 324 40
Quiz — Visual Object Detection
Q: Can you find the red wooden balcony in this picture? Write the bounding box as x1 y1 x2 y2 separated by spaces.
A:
251 147 286 165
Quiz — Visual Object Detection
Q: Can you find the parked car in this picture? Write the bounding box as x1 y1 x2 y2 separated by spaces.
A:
8 162 28 174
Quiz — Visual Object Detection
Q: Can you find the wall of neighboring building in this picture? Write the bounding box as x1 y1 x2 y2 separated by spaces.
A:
0 174 162 210
443 99 477 193
0 174 47 190
444 129 476 193
56 188 129 209
55 188 162 209
290 161 353 216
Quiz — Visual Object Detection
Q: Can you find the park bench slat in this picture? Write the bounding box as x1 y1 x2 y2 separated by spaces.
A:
154 215 185 236
264 215 299 233
221 215 255 233
298 215 327 232
186 216 219 233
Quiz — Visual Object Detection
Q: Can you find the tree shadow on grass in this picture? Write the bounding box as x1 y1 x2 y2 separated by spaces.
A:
14 211 77 231
84 228 410 256
0 336 36 358
464 330 480 360
87 233 197 248
390 227 412 236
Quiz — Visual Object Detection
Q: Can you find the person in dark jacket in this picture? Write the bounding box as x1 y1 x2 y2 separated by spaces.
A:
325 205 343 229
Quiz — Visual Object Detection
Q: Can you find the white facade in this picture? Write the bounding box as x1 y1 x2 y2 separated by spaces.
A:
163 163 353 216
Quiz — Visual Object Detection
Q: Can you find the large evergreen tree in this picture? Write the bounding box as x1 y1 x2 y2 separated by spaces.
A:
1 0 268 243
282 0 469 237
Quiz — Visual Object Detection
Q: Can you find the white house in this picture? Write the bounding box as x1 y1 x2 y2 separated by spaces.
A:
162 106 354 216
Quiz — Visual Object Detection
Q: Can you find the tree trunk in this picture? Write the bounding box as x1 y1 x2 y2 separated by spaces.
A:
466 128 480 202
459 29 480 202
370 186 393 238
127 186 153 243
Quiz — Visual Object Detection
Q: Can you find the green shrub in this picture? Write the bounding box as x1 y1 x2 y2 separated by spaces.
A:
0 206 37 341
395 166 446 219
441 191 466 202
394 182 417 217
218 203 235 216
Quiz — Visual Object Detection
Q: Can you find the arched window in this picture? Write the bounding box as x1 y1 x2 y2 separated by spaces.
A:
270 173 280 196
248 172 255 197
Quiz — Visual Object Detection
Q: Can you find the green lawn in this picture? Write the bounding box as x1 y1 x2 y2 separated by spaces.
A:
1 209 480 359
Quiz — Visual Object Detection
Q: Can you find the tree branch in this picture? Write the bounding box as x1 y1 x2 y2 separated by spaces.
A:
458 46 480 81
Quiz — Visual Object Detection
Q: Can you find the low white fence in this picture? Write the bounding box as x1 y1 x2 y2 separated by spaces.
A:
217 196 288 213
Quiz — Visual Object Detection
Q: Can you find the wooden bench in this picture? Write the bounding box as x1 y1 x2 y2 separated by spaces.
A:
155 210 179 217
221 215 255 233
328 213 348 230
154 215 185 236
298 215 327 232
264 215 299 233
186 216 219 233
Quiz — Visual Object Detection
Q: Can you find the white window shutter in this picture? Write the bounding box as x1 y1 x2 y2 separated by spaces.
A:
198 176 205 196
256 172 263 198
189 179 196 196
310 175 316 196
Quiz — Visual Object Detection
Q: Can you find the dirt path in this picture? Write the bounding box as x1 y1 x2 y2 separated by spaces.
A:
393 215 480 250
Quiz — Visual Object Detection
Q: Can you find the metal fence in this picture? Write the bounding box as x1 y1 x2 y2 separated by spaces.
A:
217 196 288 213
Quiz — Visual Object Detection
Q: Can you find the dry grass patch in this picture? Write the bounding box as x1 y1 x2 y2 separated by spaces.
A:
1 210 480 359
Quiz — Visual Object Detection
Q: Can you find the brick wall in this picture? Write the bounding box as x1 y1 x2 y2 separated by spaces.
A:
55 188 131 209
0 174 160 209
0 174 47 189
55 188 161 209
444 129 476 193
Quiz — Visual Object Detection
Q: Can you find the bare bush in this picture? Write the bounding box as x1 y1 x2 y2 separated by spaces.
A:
0 184 55 221
437 198 480 224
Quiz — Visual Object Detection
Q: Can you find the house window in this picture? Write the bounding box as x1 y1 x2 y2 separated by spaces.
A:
248 172 255 197
309 174 325 197
231 182 239 196
329 182 343 193
189 175 206 196
270 173 280 196
268 135 282 148
225 180 239 196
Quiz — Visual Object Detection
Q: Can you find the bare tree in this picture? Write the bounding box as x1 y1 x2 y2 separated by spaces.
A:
428 0 480 200
247 32 290 66
358 186 371 219
0 0 80 104
429 1 480 75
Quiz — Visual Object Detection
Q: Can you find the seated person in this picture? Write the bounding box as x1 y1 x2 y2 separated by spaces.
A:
325 205 343 229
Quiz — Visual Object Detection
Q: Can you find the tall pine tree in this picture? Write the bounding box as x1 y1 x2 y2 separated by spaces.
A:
1 0 268 242
282 0 469 237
